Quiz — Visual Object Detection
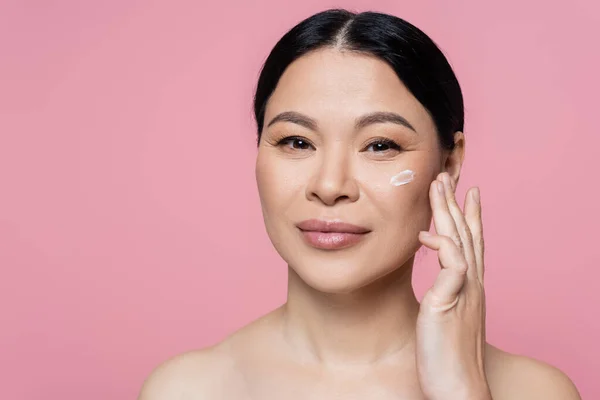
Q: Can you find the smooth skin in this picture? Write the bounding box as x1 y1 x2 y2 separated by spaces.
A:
138 48 581 400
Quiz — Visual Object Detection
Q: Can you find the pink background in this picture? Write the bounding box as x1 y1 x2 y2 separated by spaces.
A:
1 1 598 398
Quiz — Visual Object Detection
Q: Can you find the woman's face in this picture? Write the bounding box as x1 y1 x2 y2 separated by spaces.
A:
256 48 447 293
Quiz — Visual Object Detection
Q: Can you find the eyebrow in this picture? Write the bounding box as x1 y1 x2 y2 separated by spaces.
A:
266 110 417 133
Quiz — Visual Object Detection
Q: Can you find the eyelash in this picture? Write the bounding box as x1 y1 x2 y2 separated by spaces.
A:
275 136 402 153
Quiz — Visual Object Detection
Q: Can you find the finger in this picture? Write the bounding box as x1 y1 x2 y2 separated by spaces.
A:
430 177 463 255
418 231 468 307
464 186 485 283
440 173 477 280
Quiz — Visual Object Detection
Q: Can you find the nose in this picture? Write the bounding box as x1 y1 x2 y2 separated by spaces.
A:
305 148 360 206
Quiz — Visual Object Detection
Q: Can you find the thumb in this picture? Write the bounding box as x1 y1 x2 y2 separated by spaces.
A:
419 231 468 310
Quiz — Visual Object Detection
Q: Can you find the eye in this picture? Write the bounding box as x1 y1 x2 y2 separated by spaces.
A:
364 138 402 153
276 136 315 151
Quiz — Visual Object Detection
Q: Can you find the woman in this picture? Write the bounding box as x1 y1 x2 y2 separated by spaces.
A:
139 9 580 399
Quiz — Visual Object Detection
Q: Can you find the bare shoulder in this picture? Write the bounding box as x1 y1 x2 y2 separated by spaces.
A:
137 342 241 400
137 309 283 400
486 344 581 400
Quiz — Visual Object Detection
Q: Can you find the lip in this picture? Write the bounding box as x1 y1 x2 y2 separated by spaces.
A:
296 219 371 250
296 219 370 234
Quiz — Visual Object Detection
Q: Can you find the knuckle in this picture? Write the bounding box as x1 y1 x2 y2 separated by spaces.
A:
460 224 473 242
452 234 463 249
477 234 485 250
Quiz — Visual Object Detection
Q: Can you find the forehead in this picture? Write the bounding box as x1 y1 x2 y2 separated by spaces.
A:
265 48 435 134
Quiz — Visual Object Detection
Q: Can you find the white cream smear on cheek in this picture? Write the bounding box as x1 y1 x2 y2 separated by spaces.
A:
389 169 416 186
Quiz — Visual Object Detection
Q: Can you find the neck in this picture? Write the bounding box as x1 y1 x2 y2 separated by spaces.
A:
281 257 420 368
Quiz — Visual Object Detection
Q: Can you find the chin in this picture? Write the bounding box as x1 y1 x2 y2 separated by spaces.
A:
289 257 398 294
270 228 418 294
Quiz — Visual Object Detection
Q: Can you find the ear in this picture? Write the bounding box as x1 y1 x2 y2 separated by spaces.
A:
443 131 465 189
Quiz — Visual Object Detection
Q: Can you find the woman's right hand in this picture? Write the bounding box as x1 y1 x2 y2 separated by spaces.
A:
415 172 491 400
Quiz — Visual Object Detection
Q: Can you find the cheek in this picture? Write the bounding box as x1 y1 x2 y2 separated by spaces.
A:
389 169 416 186
255 152 301 212
255 153 280 210
359 163 433 224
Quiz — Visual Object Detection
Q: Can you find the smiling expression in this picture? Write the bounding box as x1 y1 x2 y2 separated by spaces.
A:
255 48 447 293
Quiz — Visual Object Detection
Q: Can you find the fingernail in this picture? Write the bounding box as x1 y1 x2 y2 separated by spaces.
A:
442 173 450 187
420 231 431 237
472 187 480 204
437 181 445 194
